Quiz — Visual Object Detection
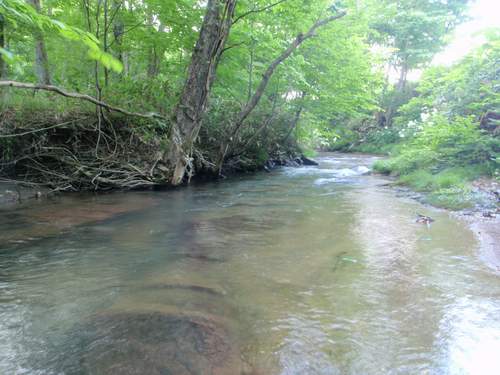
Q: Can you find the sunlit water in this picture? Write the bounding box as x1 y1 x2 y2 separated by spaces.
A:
1 153 499 374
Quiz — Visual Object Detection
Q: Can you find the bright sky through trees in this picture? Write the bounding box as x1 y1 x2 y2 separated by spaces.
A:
433 0 500 66
403 0 498 82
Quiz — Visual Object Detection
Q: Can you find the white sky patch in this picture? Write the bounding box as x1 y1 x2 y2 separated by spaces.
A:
433 0 500 66
387 0 499 83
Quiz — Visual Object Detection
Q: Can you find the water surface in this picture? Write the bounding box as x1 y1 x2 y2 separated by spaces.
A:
1 153 499 374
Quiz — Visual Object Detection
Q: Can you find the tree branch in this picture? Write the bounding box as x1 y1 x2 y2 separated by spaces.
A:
232 11 346 137
232 0 288 25
214 10 346 172
0 81 168 121
221 41 246 54
0 117 89 138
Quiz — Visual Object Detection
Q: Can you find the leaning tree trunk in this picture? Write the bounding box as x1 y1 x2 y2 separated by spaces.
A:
167 0 236 185
27 0 51 85
216 10 346 170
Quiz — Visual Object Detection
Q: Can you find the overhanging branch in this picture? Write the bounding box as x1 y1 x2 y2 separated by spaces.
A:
0 80 168 121
233 0 288 25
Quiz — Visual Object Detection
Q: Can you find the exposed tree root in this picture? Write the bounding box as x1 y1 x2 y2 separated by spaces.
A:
0 109 169 191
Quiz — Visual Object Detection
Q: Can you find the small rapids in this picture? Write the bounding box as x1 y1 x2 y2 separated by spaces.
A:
0 153 499 374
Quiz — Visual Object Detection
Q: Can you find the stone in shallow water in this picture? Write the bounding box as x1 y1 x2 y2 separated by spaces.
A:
355 166 371 175
79 311 244 375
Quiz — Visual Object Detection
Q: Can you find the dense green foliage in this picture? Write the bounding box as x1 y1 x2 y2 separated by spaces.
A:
1 0 383 186
370 32 500 208
1 0 378 132
0 0 497 202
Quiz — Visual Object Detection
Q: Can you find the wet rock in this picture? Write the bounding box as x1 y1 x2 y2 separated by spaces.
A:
355 165 371 175
300 156 319 166
416 213 435 224
283 159 301 167
79 311 244 375
482 211 496 218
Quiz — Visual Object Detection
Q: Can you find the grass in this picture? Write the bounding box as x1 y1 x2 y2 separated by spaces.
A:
351 142 396 155
396 167 480 191
374 162 493 209
426 187 474 210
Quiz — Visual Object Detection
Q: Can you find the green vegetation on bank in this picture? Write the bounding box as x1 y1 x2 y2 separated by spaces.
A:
360 30 499 209
0 0 380 189
0 0 497 203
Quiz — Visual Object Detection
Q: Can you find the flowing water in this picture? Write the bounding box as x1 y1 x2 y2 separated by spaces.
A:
1 153 499 374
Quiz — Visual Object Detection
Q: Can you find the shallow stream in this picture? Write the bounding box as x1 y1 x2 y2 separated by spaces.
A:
1 153 499 374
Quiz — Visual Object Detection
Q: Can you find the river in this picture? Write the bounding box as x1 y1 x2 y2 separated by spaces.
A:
1 153 499 374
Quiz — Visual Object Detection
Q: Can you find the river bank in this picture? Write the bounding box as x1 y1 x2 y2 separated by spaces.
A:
384 175 499 273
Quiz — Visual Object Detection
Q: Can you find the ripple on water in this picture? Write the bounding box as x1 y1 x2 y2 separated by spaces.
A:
0 153 499 375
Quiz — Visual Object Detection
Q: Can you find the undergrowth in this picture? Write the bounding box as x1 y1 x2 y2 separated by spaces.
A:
372 116 499 209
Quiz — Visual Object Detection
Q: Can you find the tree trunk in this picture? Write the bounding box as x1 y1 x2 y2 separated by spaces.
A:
167 0 236 185
103 0 109 86
27 0 51 85
0 14 5 79
385 61 408 127
283 91 307 142
147 24 164 78
247 21 255 102
396 61 408 92
112 0 124 64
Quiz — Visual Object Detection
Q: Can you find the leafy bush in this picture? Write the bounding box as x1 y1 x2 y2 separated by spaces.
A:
373 114 499 209
376 115 499 176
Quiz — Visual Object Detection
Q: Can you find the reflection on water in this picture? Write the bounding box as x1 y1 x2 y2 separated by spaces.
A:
0 153 499 374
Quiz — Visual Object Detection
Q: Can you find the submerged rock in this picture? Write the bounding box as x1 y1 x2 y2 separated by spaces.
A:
79 311 245 375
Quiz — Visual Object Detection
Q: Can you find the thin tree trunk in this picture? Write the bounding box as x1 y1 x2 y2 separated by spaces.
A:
283 91 306 142
147 24 164 78
147 46 157 78
167 0 236 185
233 12 345 135
27 0 51 85
247 22 255 102
112 0 124 65
385 60 408 127
0 14 5 79
103 0 109 86
396 60 408 91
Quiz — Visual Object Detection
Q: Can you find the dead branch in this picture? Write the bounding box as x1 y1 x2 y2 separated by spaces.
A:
232 0 288 24
0 117 89 138
0 80 168 121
